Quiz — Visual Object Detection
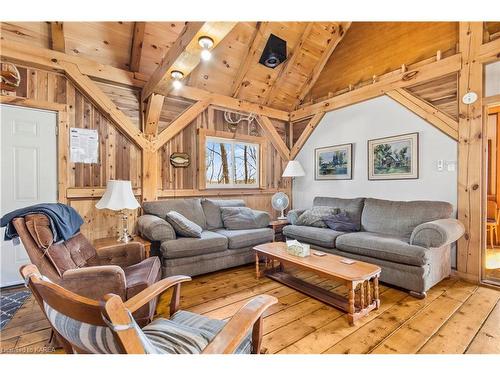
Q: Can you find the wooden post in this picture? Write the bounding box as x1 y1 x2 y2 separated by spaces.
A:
141 148 158 202
456 22 484 282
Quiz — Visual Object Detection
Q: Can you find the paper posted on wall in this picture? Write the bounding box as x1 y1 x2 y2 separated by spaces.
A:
70 127 99 164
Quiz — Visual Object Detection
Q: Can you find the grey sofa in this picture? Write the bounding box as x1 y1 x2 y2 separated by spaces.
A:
283 197 465 297
137 198 274 277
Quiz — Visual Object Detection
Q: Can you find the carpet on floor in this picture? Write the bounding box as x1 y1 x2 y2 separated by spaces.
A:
0 290 31 330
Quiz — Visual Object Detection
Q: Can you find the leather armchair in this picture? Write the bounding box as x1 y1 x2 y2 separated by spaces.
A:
12 214 161 326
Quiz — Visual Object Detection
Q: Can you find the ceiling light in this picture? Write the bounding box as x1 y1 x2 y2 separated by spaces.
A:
172 79 183 90
170 70 184 80
198 36 214 49
198 36 214 61
200 49 212 61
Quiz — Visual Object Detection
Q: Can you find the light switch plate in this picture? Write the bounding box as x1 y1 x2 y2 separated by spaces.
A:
437 160 444 171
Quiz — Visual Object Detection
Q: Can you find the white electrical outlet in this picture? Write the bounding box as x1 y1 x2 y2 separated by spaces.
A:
446 161 456 172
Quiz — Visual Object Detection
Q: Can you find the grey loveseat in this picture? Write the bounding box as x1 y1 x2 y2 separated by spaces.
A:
283 197 465 297
137 198 274 277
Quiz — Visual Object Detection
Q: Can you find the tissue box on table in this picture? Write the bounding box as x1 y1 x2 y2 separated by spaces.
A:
286 240 310 257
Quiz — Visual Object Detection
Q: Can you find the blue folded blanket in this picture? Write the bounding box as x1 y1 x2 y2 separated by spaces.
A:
1 203 84 242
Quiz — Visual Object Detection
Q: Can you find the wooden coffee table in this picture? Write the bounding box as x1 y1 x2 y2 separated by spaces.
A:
253 242 381 325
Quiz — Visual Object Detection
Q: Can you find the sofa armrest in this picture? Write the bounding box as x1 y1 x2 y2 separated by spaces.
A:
137 214 176 242
410 219 465 248
287 209 306 225
60 265 126 300
94 242 145 267
251 210 271 227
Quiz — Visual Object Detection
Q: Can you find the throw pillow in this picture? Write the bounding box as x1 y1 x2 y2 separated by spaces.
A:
220 207 269 230
165 211 203 238
324 211 360 232
295 206 340 228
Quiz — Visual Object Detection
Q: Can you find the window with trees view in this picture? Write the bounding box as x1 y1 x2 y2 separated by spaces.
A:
205 136 259 188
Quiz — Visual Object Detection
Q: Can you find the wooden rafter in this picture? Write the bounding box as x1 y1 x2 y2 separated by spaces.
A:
1 39 147 87
176 85 289 121
59 60 149 150
290 112 325 160
257 115 290 161
130 22 146 72
143 93 165 137
294 22 351 107
456 22 484 282
478 37 500 64
290 53 462 121
142 22 237 100
263 23 315 106
386 89 458 140
231 22 270 97
153 100 211 151
50 22 65 53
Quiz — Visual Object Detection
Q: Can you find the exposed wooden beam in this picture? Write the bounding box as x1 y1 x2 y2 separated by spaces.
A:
294 22 351 108
142 22 237 100
263 23 314 106
153 100 211 151
478 37 500 64
142 149 158 202
386 89 458 140
231 22 270 97
59 60 149 150
143 93 165 137
1 40 147 87
290 112 325 159
456 22 484 282
50 22 65 53
129 22 146 72
257 115 290 161
290 53 462 121
176 85 289 121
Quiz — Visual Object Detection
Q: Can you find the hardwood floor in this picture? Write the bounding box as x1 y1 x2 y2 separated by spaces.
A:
1 265 499 354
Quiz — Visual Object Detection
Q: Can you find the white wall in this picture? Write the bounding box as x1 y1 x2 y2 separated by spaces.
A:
485 60 500 97
293 96 458 211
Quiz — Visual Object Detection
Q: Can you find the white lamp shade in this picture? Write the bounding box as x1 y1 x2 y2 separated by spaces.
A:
282 160 305 177
95 180 140 211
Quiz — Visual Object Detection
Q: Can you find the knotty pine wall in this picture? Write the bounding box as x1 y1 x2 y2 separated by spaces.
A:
1 63 290 241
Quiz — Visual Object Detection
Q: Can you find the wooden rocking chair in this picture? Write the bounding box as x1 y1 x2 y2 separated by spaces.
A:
20 264 277 354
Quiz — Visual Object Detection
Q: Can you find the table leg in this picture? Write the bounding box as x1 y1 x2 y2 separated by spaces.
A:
373 276 380 309
347 282 355 325
255 253 260 279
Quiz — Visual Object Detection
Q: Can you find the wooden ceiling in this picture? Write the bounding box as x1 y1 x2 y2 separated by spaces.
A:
1 21 463 112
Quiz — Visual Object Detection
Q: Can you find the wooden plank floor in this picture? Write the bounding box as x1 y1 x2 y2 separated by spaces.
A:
1 264 499 354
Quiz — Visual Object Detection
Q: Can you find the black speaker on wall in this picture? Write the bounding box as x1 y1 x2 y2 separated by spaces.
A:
259 34 287 69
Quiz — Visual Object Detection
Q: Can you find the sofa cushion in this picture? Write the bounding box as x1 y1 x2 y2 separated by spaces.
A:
361 198 453 237
166 211 203 238
335 231 430 266
324 211 360 232
296 206 340 228
220 207 270 230
313 197 365 228
201 199 246 230
143 199 207 229
160 231 228 259
282 225 344 248
214 228 274 249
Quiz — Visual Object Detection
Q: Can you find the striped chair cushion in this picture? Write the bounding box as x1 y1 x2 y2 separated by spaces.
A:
44 304 251 354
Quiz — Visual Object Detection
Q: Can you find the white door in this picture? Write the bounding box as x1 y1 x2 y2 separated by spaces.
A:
1 105 57 287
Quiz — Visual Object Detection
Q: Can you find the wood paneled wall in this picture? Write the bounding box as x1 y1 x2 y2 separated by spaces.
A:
1 64 141 241
1 63 290 241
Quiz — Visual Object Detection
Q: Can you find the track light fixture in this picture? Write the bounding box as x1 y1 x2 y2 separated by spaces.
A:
170 70 184 89
198 36 214 61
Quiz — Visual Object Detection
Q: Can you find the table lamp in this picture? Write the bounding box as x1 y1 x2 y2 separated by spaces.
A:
95 180 140 243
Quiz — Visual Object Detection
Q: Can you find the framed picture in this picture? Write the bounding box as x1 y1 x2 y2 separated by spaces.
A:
368 132 419 180
315 143 353 180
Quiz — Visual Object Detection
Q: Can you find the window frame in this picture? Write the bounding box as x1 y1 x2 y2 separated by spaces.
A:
199 129 267 190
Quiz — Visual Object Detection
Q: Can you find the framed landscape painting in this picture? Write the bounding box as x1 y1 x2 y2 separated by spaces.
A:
315 143 353 180
368 132 419 180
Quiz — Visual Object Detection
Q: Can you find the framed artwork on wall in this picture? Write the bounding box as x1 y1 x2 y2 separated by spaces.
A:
368 132 419 180
315 143 353 180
